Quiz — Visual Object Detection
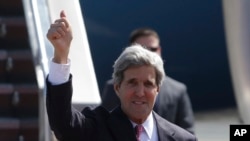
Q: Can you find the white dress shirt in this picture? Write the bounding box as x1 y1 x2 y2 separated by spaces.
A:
48 59 159 141
48 59 71 85
130 112 159 141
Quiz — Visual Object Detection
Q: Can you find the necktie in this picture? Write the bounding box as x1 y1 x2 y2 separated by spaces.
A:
135 125 143 141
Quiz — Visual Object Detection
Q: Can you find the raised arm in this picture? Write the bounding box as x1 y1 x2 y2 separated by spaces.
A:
47 10 73 64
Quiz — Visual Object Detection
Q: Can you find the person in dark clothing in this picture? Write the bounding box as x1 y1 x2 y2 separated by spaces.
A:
46 11 197 141
101 28 195 134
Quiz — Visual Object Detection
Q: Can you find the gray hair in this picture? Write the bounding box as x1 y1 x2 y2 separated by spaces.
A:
112 44 165 86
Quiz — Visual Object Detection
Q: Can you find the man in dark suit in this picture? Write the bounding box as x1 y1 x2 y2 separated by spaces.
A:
101 28 195 134
46 11 197 141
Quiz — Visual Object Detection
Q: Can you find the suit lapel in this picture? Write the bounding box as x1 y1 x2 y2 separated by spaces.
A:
107 107 137 141
106 107 178 141
153 112 176 141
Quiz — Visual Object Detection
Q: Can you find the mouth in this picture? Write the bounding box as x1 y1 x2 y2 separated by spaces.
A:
132 101 145 105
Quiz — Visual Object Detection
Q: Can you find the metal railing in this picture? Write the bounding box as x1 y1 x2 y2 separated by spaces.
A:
22 0 101 140
22 0 52 140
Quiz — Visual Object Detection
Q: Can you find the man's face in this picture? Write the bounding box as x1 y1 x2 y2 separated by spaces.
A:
134 35 161 56
114 65 159 124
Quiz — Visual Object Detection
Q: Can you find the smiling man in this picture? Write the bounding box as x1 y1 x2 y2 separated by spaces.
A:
113 50 162 125
116 65 158 123
46 11 197 141
101 28 195 134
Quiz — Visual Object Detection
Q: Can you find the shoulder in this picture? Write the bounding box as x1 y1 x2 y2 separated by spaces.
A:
163 76 187 90
160 76 188 98
153 112 196 140
102 79 114 94
82 106 111 120
156 76 189 104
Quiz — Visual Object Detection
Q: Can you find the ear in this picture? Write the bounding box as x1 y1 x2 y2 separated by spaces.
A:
156 85 160 93
114 83 120 96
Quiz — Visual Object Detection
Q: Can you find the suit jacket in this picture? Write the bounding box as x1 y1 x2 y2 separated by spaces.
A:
46 75 196 141
101 76 195 134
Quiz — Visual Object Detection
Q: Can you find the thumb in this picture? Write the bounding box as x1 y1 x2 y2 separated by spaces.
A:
60 10 66 18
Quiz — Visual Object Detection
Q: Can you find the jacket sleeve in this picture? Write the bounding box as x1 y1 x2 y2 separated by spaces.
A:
46 75 97 140
175 86 195 134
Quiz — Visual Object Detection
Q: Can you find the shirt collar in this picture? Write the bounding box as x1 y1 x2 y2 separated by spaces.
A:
130 112 155 140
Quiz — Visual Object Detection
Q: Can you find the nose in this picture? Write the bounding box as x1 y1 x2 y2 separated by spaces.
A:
135 84 145 97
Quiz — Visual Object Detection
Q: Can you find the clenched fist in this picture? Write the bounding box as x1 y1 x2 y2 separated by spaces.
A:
47 10 73 64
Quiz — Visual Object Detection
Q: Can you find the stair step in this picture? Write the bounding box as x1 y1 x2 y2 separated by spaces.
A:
15 84 39 117
0 84 14 116
0 50 37 83
0 118 19 141
0 50 7 79
20 118 39 141
0 17 29 50
0 117 38 141
0 0 24 16
0 1 39 140
0 83 38 117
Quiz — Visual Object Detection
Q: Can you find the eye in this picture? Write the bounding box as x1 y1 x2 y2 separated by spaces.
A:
127 79 137 86
144 81 154 87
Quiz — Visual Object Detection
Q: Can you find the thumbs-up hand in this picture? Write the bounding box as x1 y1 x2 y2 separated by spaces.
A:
47 10 73 64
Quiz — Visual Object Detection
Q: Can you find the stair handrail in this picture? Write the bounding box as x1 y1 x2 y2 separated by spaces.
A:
22 0 102 141
22 0 54 141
